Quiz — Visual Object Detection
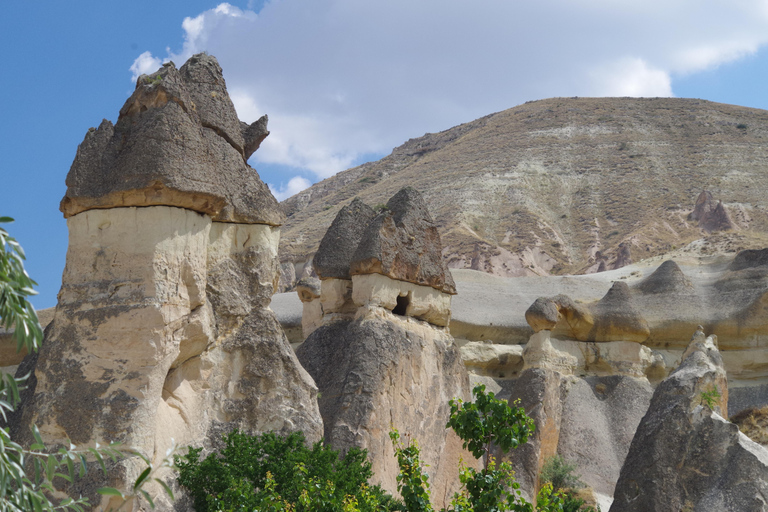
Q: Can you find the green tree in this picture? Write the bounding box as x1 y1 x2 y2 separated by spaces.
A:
391 384 567 512
176 429 400 512
0 217 173 511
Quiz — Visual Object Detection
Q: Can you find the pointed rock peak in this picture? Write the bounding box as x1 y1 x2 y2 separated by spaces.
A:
636 260 692 294
599 281 634 305
179 53 247 156
313 198 377 280
60 53 282 226
729 248 768 271
351 188 457 294
687 190 733 232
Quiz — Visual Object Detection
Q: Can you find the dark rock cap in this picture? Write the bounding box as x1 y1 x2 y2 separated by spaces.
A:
729 248 768 271
636 260 692 295
60 54 283 226
313 198 377 280
350 187 457 294
525 297 560 332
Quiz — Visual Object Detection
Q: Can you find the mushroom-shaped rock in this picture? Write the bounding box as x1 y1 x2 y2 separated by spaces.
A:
60 54 282 226
636 260 692 295
589 282 650 343
313 198 376 280
350 187 456 294
525 297 560 332
296 277 321 303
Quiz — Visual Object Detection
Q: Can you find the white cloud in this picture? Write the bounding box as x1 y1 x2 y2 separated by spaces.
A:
129 51 162 82
269 176 312 201
131 0 768 186
590 58 673 97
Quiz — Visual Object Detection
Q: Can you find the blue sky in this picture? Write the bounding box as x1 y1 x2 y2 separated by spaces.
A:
3 1 768 309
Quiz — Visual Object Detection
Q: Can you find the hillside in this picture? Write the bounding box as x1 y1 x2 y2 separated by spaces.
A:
279 97 768 281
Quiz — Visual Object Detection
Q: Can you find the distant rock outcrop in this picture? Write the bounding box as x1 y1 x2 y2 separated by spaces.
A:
610 330 768 512
296 188 470 508
10 54 322 510
688 190 734 233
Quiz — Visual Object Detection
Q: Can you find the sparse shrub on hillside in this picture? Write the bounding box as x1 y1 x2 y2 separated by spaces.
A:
176 429 400 512
731 406 768 445
540 455 583 492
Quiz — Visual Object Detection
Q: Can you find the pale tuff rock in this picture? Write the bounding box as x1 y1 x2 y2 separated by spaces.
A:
60 55 281 226
609 329 768 512
304 188 455 331
296 277 322 339
459 342 524 378
296 188 470 508
296 314 471 509
524 284 649 343
11 53 322 511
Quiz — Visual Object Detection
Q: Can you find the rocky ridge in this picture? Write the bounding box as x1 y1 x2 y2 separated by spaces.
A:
279 97 768 287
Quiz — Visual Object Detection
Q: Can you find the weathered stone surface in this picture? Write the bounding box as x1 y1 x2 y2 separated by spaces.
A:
558 376 652 498
60 55 282 226
460 341 524 378
296 313 472 509
313 198 376 279
296 277 323 339
609 329 766 512
525 297 560 333
351 273 452 327
350 187 456 294
588 282 649 343
10 207 322 510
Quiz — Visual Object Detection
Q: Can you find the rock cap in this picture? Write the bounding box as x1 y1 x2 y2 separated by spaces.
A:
60 54 282 225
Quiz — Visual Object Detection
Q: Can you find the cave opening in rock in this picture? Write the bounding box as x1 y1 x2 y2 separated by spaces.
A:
393 293 410 316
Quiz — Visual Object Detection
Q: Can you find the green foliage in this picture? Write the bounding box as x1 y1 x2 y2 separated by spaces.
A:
176 429 398 512
540 455 583 492
392 384 568 512
390 430 432 512
446 385 535 467
700 386 721 410
0 217 172 511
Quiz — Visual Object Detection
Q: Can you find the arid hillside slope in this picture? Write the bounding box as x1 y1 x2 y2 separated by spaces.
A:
280 97 768 281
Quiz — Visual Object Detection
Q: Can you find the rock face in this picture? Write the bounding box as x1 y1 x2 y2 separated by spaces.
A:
11 54 322 510
60 55 281 226
296 188 470 508
610 330 768 512
350 187 457 294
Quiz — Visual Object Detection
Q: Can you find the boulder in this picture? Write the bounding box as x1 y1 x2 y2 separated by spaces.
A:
609 330 768 512
60 55 282 226
525 297 560 333
350 187 457 294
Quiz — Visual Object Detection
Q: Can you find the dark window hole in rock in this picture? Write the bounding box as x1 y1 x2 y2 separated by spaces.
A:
393 294 410 316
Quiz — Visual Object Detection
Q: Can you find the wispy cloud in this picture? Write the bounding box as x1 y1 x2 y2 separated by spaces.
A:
269 176 312 201
129 51 162 82
131 0 768 192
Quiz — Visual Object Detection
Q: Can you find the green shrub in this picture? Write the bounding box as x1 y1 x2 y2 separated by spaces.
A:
540 455 583 492
176 429 399 512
